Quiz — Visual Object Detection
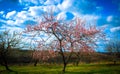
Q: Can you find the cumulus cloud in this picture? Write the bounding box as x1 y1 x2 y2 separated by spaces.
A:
83 15 99 21
57 0 97 15
0 0 101 32
6 10 38 26
43 5 60 13
100 24 108 28
3 0 62 27
14 19 25 25
28 6 44 17
1 24 24 32
0 11 4 15
28 5 60 17
18 0 98 15
16 11 28 19
0 11 5 18
9 26 24 32
44 0 62 5
0 18 6 24
110 26 120 32
6 20 15 25
19 0 41 6
44 0 56 5
6 11 17 19
73 12 100 22
17 0 100 23
57 0 72 11
57 11 66 20
107 16 113 22
107 16 120 27
5 10 30 26
19 0 62 6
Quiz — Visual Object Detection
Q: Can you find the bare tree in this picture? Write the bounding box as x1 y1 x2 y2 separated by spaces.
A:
105 38 120 64
73 46 95 66
0 30 23 71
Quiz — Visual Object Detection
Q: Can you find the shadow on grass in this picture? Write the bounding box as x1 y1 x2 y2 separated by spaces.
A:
105 63 120 66
1 70 120 74
66 70 120 74
0 71 40 74
0 70 62 74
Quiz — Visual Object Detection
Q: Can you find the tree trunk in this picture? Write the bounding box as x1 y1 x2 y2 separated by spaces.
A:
113 60 116 65
76 60 79 66
1 54 11 71
59 40 67 73
62 63 66 73
34 60 38 66
76 57 80 66
5 64 10 71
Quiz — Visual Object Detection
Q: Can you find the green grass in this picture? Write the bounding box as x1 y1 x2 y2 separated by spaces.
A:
0 63 120 74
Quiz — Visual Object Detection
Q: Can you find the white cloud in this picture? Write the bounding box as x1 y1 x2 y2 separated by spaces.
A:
110 26 120 32
3 6 42 27
0 11 4 15
28 5 60 16
6 11 17 19
6 20 15 25
96 6 103 11
0 11 5 18
16 11 28 19
1 24 24 32
44 0 55 5
29 0 40 5
43 5 60 13
61 0 72 9
57 0 97 15
19 0 41 6
57 0 72 11
28 6 44 17
44 0 61 5
57 12 66 20
9 27 24 32
10 10 36 26
0 18 6 23
5 11 29 26
72 12 99 22
83 15 99 21
14 19 24 25
19 0 61 6
100 24 108 28
107 15 113 22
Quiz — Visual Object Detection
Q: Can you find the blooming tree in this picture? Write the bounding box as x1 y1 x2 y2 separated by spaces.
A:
31 41 56 66
25 12 104 73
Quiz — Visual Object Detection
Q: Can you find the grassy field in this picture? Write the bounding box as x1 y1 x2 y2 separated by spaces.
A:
0 63 120 74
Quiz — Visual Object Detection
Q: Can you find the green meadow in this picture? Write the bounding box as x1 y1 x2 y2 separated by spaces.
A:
0 63 120 74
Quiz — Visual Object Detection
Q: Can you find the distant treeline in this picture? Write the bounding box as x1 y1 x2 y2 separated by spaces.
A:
0 49 120 66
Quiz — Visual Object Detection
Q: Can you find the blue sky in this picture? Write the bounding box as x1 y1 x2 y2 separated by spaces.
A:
0 0 120 51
